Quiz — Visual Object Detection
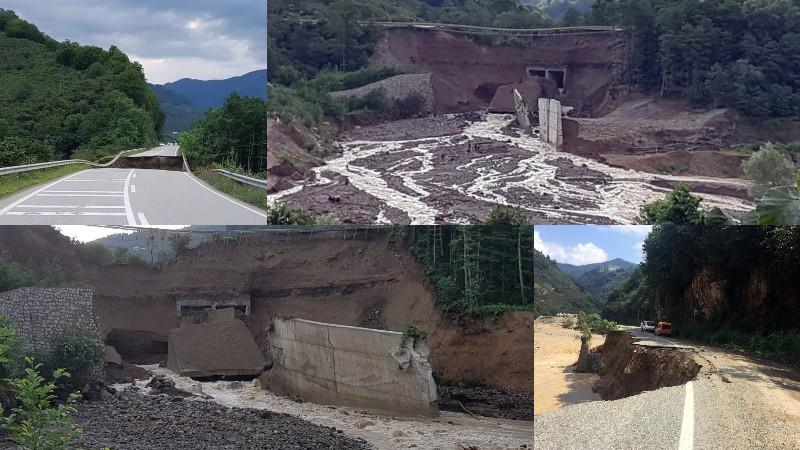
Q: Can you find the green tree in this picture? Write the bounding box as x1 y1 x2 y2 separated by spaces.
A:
639 183 704 225
1 358 82 450
743 143 797 198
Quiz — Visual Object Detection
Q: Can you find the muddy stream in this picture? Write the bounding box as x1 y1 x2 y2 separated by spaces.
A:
270 114 753 224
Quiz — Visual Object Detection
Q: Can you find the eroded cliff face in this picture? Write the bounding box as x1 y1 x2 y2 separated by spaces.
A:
0 227 533 393
654 265 799 329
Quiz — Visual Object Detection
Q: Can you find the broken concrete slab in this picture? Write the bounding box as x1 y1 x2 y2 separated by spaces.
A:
264 317 439 417
167 319 267 378
104 345 122 365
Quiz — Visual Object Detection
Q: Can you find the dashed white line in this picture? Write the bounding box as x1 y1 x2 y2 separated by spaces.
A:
131 185 136 193
123 169 136 225
136 212 150 226
679 381 695 450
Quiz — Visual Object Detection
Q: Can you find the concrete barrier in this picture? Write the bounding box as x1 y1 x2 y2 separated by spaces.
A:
167 317 267 378
264 317 439 417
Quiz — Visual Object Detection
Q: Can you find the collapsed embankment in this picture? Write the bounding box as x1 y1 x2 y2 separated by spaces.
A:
0 227 532 406
590 331 705 401
372 28 624 115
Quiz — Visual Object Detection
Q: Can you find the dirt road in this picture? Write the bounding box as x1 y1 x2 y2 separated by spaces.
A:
534 328 800 449
533 317 602 414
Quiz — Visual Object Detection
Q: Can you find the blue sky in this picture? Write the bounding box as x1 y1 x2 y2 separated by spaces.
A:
534 225 652 265
4 1 265 84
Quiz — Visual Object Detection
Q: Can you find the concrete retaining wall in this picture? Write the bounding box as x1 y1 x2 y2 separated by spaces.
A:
265 317 439 417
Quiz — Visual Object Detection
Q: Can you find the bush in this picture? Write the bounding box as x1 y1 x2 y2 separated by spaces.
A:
40 333 103 394
401 324 428 347
391 93 427 119
0 315 20 379
1 358 81 450
562 317 576 329
0 256 35 292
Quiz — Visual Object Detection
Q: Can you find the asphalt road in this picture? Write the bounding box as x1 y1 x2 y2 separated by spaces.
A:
534 329 800 449
129 144 180 157
0 166 269 225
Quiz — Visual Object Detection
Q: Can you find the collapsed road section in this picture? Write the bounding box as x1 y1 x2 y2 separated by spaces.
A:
534 318 800 449
0 225 533 449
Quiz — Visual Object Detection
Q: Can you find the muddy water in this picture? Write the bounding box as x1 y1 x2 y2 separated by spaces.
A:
271 114 753 224
124 366 532 450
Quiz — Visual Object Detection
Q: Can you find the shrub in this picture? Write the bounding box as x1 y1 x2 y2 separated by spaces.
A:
0 256 35 292
1 358 81 450
41 333 103 393
562 317 575 329
391 93 427 118
0 315 20 379
401 324 428 347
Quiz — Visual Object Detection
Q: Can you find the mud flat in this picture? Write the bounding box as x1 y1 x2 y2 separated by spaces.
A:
270 114 754 225
533 317 603 415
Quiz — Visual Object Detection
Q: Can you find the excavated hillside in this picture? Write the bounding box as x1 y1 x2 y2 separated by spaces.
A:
0 227 532 393
372 28 624 115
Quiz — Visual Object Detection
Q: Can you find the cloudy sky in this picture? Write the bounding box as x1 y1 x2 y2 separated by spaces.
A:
5 0 266 84
534 225 652 265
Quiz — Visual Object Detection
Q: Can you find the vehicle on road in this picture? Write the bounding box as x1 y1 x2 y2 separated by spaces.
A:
640 320 655 332
655 322 672 336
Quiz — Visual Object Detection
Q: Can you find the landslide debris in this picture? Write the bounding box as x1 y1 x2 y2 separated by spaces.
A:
591 331 703 400
72 389 373 450
438 383 533 421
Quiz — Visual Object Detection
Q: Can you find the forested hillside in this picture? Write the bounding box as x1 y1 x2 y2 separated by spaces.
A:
268 0 551 125
533 249 597 316
398 226 533 317
558 258 636 298
588 0 800 119
0 9 164 166
148 85 203 135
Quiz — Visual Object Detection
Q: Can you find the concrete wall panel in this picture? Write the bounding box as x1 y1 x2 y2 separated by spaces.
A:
266 317 439 417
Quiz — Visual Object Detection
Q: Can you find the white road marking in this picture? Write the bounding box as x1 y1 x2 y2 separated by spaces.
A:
133 173 137 178
182 172 269 220
16 205 125 209
6 212 127 216
44 190 123 194
679 381 695 450
137 212 150 226
37 194 123 197
61 179 126 182
123 169 136 225
131 185 136 193
0 170 85 216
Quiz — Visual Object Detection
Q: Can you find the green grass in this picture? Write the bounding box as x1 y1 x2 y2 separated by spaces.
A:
194 168 267 210
0 164 90 199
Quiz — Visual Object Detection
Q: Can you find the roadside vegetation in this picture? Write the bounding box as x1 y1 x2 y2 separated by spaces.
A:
396 225 533 318
0 9 163 167
0 317 87 449
603 225 800 367
0 164 90 199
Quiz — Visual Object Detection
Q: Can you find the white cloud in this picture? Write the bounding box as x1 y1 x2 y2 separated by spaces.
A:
534 231 609 265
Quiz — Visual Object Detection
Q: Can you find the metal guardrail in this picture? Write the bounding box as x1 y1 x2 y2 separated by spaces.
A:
211 169 267 189
0 148 144 176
